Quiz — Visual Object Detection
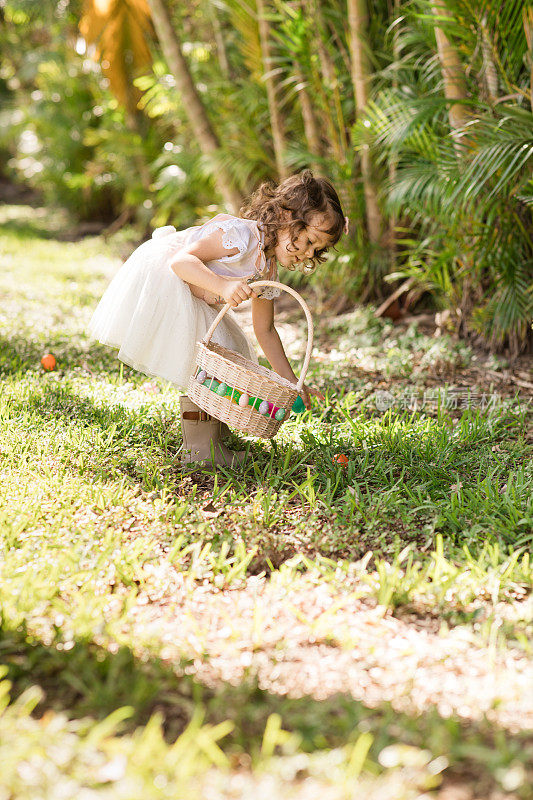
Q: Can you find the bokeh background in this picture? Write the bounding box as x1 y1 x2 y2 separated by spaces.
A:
1 0 532 354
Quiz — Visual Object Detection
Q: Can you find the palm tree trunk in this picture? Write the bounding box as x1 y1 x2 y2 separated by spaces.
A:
431 0 471 140
123 67 152 193
309 0 347 162
388 0 400 260
293 61 323 173
309 45 344 163
347 0 383 244
147 0 243 211
481 16 499 103
286 0 323 172
208 1 231 80
126 112 152 192
523 6 533 108
256 0 288 178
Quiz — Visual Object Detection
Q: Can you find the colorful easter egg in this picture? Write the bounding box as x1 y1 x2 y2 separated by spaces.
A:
239 393 249 407
196 369 207 384
332 453 349 466
258 400 269 415
292 396 306 413
41 353 56 371
275 408 286 421
216 382 228 396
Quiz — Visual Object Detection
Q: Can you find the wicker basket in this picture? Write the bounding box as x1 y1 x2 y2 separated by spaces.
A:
187 280 313 438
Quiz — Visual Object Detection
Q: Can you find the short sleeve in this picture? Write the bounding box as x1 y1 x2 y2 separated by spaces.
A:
259 285 282 300
200 217 254 263
256 258 281 299
152 225 177 240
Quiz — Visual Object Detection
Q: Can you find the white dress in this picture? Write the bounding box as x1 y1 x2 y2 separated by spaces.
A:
88 214 280 389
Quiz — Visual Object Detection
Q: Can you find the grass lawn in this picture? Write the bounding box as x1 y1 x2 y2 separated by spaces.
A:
0 203 532 799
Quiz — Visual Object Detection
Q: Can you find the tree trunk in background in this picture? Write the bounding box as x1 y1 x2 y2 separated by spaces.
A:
388 0 400 259
147 0 243 211
256 0 288 179
310 0 347 163
431 0 471 145
122 59 152 194
208 2 231 80
431 1 474 337
480 16 499 103
347 0 383 244
523 6 533 108
294 60 323 173
126 112 152 192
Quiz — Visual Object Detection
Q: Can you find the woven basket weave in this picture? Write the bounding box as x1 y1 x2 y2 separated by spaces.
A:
187 280 313 438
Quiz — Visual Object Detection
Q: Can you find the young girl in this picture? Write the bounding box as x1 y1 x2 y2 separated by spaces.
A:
89 169 347 467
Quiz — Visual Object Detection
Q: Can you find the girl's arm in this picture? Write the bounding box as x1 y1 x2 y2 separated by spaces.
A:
170 229 256 307
252 296 323 409
252 296 297 384
252 298 324 408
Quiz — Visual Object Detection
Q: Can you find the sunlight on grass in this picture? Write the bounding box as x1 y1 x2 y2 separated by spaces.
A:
1 205 532 798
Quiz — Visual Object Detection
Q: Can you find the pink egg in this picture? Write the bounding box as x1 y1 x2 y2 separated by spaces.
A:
239 393 249 407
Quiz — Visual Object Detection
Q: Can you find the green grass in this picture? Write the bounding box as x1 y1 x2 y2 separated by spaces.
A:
0 204 532 798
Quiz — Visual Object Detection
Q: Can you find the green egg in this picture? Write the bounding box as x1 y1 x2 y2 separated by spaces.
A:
292 396 305 413
216 382 228 396
275 408 286 421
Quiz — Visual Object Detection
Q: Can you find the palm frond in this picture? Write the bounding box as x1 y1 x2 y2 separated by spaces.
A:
353 89 451 156
473 251 533 351
219 0 263 79
386 151 458 219
79 0 153 111
449 107 533 212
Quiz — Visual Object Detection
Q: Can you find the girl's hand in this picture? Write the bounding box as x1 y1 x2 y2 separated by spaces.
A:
300 383 325 409
221 278 257 308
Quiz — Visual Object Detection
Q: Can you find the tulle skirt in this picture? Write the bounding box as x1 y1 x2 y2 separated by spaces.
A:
88 235 257 390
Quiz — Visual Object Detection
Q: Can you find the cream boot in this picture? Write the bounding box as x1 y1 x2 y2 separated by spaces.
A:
179 396 246 468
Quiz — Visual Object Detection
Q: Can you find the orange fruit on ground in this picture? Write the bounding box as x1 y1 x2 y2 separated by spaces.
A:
41 353 56 371
332 453 349 466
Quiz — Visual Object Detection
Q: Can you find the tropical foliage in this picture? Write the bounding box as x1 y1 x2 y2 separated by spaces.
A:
1 0 531 353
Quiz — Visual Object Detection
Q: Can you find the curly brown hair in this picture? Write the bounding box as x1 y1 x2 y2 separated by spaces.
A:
240 169 345 273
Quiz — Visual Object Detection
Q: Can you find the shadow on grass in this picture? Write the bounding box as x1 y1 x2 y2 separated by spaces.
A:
3 344 531 555
7 376 185 483
2 367 296 486
1 621 530 794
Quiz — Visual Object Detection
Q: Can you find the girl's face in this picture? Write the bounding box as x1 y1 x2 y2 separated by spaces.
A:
274 213 333 268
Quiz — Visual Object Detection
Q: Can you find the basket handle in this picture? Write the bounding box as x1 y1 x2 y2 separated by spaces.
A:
201 280 314 393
